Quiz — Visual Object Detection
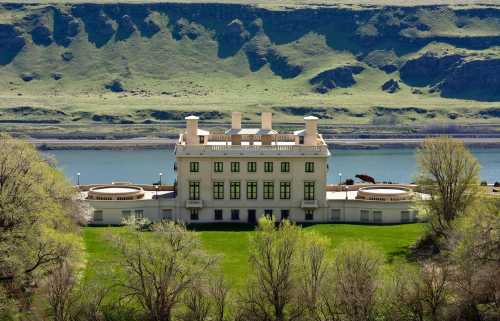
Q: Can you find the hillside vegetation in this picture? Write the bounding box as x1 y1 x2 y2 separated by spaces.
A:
1 2 500 130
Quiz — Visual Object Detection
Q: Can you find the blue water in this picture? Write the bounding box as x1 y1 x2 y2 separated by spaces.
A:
44 148 500 185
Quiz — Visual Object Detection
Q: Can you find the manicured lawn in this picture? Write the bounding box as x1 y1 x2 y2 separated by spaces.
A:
82 223 425 289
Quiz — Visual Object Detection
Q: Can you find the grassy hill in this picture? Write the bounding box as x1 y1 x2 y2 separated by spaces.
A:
1 2 500 135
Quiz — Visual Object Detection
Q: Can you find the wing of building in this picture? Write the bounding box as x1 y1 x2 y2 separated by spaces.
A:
81 112 425 225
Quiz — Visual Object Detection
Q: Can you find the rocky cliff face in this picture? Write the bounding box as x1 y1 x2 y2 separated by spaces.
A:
1 3 500 101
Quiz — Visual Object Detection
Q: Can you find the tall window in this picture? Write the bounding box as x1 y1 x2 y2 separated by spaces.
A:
214 162 224 172
280 181 291 199
247 161 257 172
231 209 240 220
281 209 290 221
305 209 314 221
373 211 383 223
280 162 290 172
121 210 131 218
214 209 223 221
247 181 257 199
190 209 199 220
213 182 224 200
360 210 369 223
190 161 199 172
230 181 241 199
304 181 315 200
134 209 144 219
264 209 273 217
305 162 315 173
263 181 274 199
401 211 410 223
264 162 273 172
93 210 103 222
189 181 200 200
231 162 240 172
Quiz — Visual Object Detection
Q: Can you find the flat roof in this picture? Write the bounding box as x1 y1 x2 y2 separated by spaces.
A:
327 191 358 200
225 128 278 135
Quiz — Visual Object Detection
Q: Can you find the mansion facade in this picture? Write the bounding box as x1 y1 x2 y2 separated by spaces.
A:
82 113 422 225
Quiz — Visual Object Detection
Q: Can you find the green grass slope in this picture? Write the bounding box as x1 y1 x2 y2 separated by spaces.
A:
1 2 500 131
83 224 426 288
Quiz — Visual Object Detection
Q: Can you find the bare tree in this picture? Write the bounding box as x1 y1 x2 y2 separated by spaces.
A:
209 274 230 321
298 232 330 321
110 220 216 321
178 281 212 321
45 262 79 321
238 217 303 321
416 137 480 238
329 241 382 321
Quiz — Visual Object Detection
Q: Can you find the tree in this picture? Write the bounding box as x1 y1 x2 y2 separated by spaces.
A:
326 241 382 321
416 137 480 238
447 201 500 320
0 134 84 310
238 217 304 321
110 220 217 321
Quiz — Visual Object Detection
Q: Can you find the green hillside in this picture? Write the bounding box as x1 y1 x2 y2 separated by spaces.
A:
1 2 500 134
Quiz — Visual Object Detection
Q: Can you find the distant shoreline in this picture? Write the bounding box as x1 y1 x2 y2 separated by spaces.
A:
29 138 500 150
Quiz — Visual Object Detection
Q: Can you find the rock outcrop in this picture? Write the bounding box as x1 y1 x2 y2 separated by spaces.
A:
381 79 400 93
310 66 364 93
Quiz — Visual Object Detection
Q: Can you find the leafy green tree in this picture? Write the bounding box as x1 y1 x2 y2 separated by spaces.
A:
416 137 480 238
0 134 84 313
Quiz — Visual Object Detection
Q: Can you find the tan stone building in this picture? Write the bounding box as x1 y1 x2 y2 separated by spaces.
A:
83 113 422 225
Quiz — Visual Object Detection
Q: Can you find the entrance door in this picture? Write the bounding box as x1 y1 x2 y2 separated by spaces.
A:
247 209 256 224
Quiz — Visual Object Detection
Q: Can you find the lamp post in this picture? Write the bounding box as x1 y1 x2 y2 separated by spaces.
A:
159 172 163 186
77 172 80 186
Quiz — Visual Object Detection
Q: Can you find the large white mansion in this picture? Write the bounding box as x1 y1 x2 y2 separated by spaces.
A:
81 112 423 225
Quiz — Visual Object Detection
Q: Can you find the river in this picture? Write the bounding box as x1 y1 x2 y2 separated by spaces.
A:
44 148 500 185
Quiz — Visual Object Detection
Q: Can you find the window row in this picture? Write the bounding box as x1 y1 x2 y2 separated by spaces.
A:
189 161 315 173
188 181 315 200
189 208 315 221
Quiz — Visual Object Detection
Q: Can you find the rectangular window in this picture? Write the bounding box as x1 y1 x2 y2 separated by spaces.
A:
264 209 273 217
134 210 144 219
264 162 273 173
305 162 315 173
162 209 172 220
299 136 304 144
213 182 224 200
189 181 200 200
281 209 289 221
214 209 223 221
190 209 199 220
190 161 199 173
304 181 315 201
247 161 257 172
230 181 241 200
93 210 103 222
247 181 257 199
214 162 224 173
121 210 131 218
331 209 341 222
280 162 290 172
305 209 314 221
373 211 383 223
280 181 291 200
199 136 204 144
231 209 240 221
360 210 370 223
263 181 274 199
231 162 240 172
401 211 410 223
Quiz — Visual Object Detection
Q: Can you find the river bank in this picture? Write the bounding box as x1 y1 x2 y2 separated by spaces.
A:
30 137 500 150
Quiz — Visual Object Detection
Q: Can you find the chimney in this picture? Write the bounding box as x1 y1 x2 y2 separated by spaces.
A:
185 115 199 145
261 112 272 130
231 112 241 129
304 116 318 145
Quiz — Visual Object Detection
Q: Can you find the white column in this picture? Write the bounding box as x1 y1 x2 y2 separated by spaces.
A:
261 112 272 130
